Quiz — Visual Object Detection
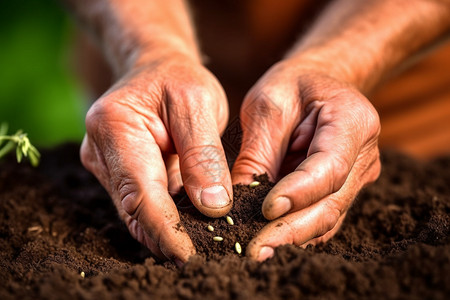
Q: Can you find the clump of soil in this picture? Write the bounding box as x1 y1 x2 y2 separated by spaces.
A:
0 143 449 299
177 174 274 258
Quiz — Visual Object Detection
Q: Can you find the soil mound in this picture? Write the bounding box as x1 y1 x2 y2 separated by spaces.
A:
0 144 449 299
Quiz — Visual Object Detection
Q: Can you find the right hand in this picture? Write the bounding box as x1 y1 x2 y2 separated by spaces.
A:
80 54 232 265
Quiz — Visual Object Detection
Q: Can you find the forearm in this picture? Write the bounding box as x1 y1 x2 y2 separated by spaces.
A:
63 0 200 76
286 0 450 93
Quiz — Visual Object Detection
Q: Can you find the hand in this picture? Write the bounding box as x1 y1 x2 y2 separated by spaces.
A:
232 59 381 261
80 55 232 265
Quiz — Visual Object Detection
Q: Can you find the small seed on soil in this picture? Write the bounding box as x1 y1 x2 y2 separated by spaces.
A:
207 225 214 232
27 225 43 234
80 271 85 278
249 181 260 188
235 242 242 254
213 236 224 242
226 216 234 225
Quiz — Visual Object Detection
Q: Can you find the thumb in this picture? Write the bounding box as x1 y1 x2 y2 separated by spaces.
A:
232 91 295 184
167 87 232 218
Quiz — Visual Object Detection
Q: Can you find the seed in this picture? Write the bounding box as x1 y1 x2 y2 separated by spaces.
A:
207 225 214 232
27 225 43 234
226 216 234 225
235 242 242 254
249 181 260 188
213 236 224 242
80 271 85 278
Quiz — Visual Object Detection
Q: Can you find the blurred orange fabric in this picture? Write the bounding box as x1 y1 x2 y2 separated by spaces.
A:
371 42 450 160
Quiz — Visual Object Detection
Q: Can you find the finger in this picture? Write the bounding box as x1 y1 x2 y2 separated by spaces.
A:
247 197 343 261
81 134 110 188
125 216 166 260
83 109 195 263
165 154 183 197
299 213 346 248
165 87 232 218
83 134 165 258
232 91 298 184
261 114 362 220
248 147 380 261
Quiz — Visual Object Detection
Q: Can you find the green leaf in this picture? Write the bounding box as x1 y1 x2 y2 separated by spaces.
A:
0 124 39 167
0 123 8 148
28 144 40 166
21 139 30 156
16 145 23 163
28 148 40 167
0 140 15 159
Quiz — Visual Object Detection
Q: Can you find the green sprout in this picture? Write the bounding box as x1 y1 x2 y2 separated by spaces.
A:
0 123 40 167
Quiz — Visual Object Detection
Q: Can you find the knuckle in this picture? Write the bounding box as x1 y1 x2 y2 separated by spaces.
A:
169 83 219 108
85 100 111 134
320 201 341 235
79 136 110 187
117 178 143 218
85 96 135 135
241 90 284 128
330 155 351 192
79 142 93 172
368 152 382 184
363 104 381 140
365 102 381 126
317 103 337 125
187 85 215 104
85 104 102 135
349 100 380 140
166 83 228 131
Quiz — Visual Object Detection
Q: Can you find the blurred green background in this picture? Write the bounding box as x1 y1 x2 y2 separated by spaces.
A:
0 0 87 147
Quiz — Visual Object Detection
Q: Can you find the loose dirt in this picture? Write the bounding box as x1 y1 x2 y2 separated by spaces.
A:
0 144 449 299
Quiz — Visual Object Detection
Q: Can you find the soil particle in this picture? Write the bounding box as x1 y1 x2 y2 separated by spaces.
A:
0 144 449 299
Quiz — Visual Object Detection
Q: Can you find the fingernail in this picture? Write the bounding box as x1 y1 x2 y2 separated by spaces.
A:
271 197 292 218
201 185 230 209
258 246 274 261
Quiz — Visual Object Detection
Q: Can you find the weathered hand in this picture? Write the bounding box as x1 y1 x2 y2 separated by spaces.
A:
80 55 232 265
232 60 381 261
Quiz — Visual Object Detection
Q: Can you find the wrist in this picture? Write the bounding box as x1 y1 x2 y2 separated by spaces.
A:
106 34 201 77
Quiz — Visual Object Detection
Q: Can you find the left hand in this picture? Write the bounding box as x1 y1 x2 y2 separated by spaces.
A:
232 59 381 261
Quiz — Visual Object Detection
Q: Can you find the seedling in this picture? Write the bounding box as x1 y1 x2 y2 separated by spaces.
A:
0 123 40 167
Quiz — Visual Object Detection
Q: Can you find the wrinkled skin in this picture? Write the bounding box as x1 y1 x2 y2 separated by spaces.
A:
231 60 381 260
72 0 450 266
80 56 232 264
81 54 381 263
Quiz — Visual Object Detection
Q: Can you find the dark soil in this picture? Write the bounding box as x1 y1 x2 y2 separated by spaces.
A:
0 143 449 299
177 173 274 259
